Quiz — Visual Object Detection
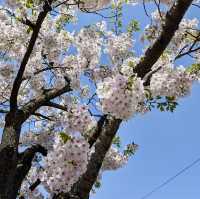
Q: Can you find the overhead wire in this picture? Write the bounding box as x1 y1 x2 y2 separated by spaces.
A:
139 157 200 199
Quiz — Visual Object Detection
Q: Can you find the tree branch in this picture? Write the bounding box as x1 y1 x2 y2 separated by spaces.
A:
44 101 69 112
9 1 53 112
22 66 69 81
14 145 47 198
0 109 8 114
175 46 200 60
19 144 47 161
88 115 107 147
134 0 193 78
16 144 47 175
29 178 41 191
1 8 36 29
54 117 121 199
73 117 121 199
21 84 72 122
33 112 54 121
143 66 162 86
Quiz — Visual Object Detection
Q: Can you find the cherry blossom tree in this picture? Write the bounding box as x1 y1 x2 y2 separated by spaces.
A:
0 0 200 198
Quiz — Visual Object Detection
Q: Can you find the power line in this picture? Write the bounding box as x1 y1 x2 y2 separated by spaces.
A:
139 157 200 199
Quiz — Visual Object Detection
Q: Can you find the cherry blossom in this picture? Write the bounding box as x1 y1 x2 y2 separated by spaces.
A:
0 0 199 198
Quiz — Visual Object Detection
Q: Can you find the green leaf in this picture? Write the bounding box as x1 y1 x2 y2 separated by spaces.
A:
127 19 140 34
94 180 101 189
159 105 164 112
112 136 121 148
26 27 33 34
166 96 175 102
186 63 200 75
124 143 138 156
25 0 34 8
59 132 72 143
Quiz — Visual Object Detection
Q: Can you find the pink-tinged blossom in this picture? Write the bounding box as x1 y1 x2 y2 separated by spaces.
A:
97 74 145 119
150 67 193 98
41 134 90 193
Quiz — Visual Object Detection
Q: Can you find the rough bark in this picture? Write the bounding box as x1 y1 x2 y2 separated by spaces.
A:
0 135 19 199
0 108 25 198
0 144 47 198
0 149 17 198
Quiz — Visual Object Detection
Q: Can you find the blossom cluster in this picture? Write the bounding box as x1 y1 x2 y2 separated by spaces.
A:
150 67 193 98
79 0 112 11
105 33 133 64
75 26 103 70
40 134 90 193
97 73 145 119
20 130 55 150
90 65 112 81
102 147 128 171
67 104 97 135
20 103 96 148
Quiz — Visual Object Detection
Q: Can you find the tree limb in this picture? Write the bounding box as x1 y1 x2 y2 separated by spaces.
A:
19 144 47 161
21 84 72 122
54 117 121 199
143 66 162 86
33 112 54 121
44 101 69 112
0 109 8 114
9 1 53 112
1 8 36 29
175 46 200 60
134 0 193 78
15 145 47 191
29 178 41 191
88 115 107 148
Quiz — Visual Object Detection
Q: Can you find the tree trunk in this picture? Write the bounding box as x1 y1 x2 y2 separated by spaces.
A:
0 126 21 199
0 110 48 199
0 110 25 199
